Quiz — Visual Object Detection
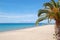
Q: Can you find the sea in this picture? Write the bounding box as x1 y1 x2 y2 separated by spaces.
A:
0 23 53 32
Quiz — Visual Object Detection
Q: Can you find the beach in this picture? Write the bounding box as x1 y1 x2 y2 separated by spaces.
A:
0 25 55 40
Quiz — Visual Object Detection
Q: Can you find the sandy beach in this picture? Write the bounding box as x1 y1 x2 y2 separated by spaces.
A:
0 25 55 40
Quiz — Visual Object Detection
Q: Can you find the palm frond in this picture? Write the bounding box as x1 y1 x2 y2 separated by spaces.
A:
38 9 50 17
47 12 56 23
48 17 50 23
44 3 53 9
56 0 60 8
51 0 57 7
58 0 60 7
58 0 60 11
36 0 60 26
56 2 59 8
36 16 47 26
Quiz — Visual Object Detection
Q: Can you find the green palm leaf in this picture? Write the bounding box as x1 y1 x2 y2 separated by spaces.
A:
38 9 50 17
56 0 60 8
56 2 59 8
58 0 60 11
44 3 53 9
36 16 47 26
58 0 60 7
51 0 57 7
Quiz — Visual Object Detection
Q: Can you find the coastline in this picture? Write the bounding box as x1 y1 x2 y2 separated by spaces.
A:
0 25 55 40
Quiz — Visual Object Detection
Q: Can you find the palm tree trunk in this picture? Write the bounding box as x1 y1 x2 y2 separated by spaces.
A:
55 20 60 40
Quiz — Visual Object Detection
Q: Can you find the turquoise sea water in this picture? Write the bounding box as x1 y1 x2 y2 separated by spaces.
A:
0 23 49 32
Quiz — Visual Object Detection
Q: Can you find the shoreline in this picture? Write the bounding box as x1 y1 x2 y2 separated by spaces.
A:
0 25 55 40
0 24 54 32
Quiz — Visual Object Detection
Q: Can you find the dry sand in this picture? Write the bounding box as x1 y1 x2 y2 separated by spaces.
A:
0 25 56 40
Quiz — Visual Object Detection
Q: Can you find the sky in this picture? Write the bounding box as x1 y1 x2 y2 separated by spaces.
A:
0 0 56 23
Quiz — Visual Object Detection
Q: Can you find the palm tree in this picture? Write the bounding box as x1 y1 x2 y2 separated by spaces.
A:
36 0 60 40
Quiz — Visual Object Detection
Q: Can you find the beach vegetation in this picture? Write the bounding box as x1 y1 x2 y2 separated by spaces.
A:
36 0 60 40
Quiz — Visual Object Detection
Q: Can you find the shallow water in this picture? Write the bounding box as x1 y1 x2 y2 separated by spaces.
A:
0 23 52 32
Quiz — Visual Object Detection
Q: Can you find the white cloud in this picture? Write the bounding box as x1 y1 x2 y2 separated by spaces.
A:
0 12 55 23
0 13 37 23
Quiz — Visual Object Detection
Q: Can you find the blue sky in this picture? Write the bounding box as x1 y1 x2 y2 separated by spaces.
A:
0 0 56 23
